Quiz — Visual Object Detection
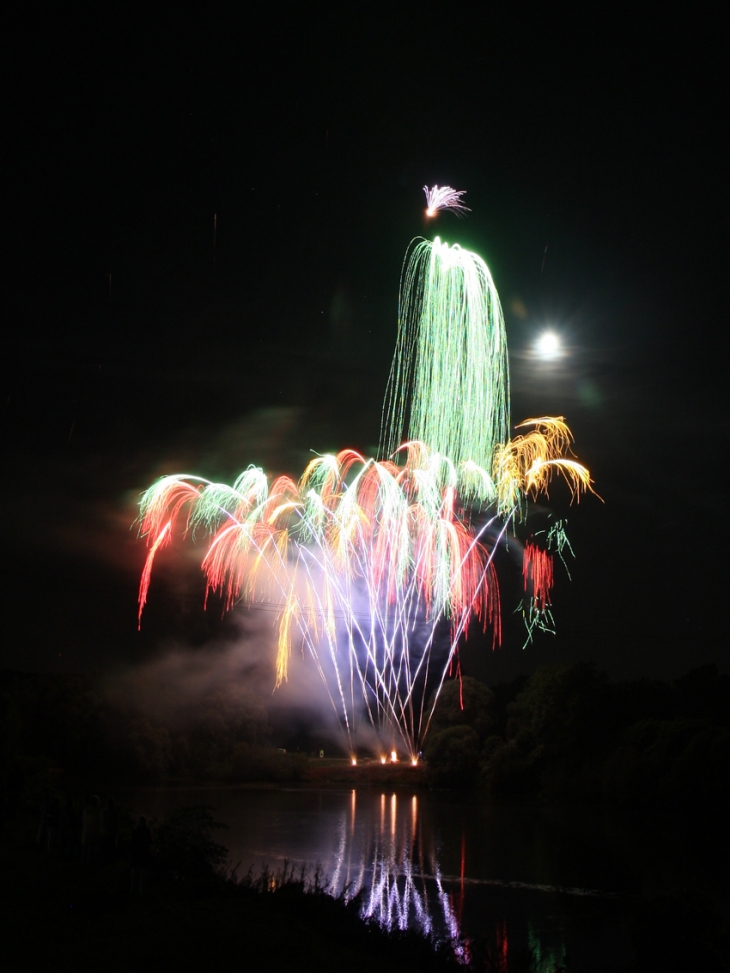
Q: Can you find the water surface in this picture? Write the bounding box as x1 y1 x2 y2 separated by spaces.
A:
122 783 643 970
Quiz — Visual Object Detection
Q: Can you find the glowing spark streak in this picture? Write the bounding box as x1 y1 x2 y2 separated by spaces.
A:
137 521 171 627
381 237 509 475
420 509 514 743
201 495 359 748
423 185 471 218
493 418 596 516
138 428 592 757
137 425 591 757
523 542 553 611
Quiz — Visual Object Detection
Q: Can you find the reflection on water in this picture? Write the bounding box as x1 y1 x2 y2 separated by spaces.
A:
126 784 633 970
328 791 460 946
529 923 566 973
323 790 590 970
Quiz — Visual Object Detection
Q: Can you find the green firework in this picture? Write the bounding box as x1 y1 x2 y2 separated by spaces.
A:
380 237 509 477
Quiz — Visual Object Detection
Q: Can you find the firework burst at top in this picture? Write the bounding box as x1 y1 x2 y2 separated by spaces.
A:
137 187 596 761
423 185 471 218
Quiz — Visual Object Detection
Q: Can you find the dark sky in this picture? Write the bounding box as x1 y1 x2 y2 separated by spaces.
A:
3 7 726 683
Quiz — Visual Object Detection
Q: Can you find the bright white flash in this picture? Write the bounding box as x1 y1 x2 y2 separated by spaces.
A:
423 185 471 218
536 331 561 360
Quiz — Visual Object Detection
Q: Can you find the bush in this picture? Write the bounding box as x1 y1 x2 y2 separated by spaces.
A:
154 805 228 882
426 726 480 787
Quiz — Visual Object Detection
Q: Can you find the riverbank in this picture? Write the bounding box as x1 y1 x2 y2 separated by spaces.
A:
302 756 428 786
73 756 430 792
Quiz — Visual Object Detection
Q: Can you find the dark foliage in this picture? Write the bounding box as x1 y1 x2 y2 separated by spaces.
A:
426 725 481 786
426 663 730 817
0 669 293 786
425 676 495 785
3 661 730 815
153 805 228 884
427 676 495 740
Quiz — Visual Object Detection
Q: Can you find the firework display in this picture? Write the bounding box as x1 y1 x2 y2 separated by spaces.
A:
381 236 509 472
137 193 594 759
423 185 471 218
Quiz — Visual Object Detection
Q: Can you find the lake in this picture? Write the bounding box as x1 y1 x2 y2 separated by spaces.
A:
119 781 656 970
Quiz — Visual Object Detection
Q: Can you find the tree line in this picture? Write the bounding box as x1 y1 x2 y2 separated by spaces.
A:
3 661 729 813
425 662 730 813
0 669 305 797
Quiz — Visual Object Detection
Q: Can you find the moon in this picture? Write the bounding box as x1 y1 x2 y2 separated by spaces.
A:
535 331 561 360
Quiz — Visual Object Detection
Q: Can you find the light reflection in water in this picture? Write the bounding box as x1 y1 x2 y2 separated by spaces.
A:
328 789 460 948
323 789 571 970
528 921 566 973
124 785 626 971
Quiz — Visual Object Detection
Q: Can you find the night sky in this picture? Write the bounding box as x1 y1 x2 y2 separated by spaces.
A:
4 8 726 685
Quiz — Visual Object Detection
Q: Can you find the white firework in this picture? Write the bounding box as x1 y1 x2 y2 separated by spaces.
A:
423 185 471 218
